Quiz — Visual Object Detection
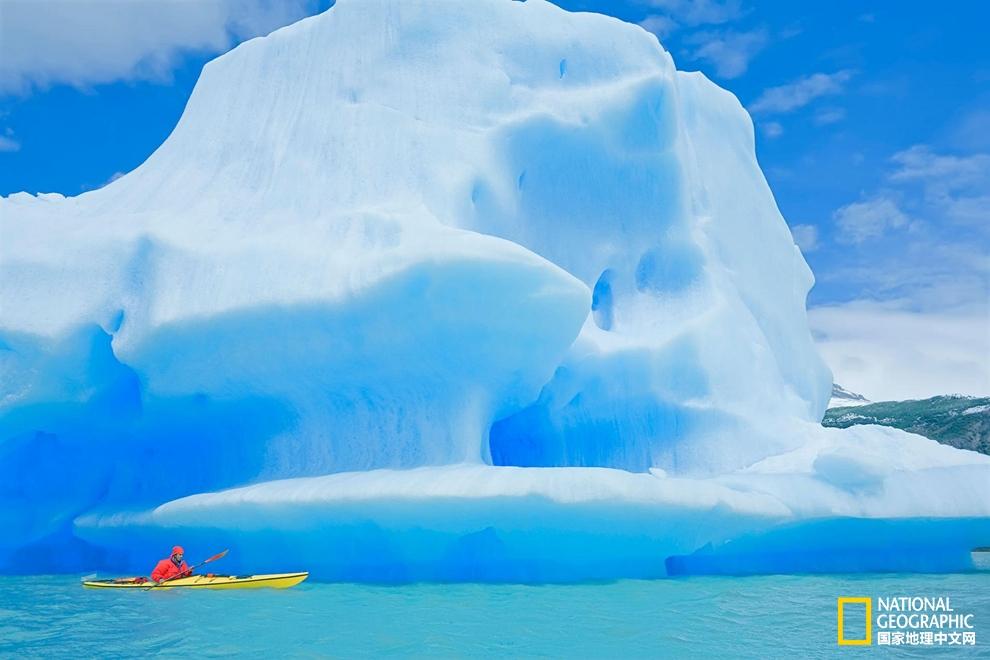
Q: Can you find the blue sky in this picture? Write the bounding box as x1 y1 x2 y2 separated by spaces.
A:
0 0 987 399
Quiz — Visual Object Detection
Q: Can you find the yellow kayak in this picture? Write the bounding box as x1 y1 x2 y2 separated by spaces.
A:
82 572 308 590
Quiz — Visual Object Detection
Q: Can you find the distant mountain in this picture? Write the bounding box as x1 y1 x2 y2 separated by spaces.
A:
828 384 870 408
823 395 990 456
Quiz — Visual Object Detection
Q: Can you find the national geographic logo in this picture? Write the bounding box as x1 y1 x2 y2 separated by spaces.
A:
838 596 977 647
837 597 872 645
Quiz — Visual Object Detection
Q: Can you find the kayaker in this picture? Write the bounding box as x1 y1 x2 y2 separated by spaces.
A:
151 546 193 584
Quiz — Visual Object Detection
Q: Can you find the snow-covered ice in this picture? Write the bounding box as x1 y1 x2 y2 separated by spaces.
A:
2 0 988 579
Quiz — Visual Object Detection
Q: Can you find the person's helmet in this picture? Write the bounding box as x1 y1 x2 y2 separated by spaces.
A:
172 545 185 556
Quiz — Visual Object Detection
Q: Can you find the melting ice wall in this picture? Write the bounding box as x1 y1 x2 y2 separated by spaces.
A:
2 0 988 578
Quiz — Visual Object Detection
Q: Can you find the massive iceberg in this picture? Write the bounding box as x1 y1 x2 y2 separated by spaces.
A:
2 0 988 579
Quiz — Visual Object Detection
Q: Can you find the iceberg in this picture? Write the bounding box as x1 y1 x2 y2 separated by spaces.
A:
2 0 988 579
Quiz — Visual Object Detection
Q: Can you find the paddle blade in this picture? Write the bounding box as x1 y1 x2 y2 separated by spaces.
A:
203 549 229 565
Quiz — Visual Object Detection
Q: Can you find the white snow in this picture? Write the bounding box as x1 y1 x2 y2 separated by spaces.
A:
827 398 874 409
826 384 871 409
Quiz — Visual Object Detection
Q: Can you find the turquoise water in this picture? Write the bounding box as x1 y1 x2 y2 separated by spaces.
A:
1 574 987 658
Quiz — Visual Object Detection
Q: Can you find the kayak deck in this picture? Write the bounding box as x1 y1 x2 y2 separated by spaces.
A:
83 572 308 590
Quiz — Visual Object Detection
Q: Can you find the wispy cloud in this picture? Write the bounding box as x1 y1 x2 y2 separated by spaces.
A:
683 28 768 79
819 239 988 311
945 108 990 152
778 24 802 39
813 107 846 125
810 300 989 400
760 121 783 139
890 145 990 226
832 196 910 244
638 0 765 79
0 0 319 94
890 146 990 187
749 70 854 114
817 141 990 399
642 0 745 28
0 131 20 153
638 15 679 39
638 0 749 48
790 224 818 252
828 145 990 239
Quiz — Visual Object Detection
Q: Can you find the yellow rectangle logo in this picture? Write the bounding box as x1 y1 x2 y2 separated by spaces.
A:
837 597 872 646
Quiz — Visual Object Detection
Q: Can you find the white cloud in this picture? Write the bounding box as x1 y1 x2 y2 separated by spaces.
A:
830 146 990 234
810 300 989 401
0 0 317 94
683 28 768 79
760 121 783 138
643 0 744 27
819 235 989 312
790 224 818 251
833 197 910 244
640 0 761 76
889 145 990 226
813 107 846 125
890 145 990 189
778 24 802 39
0 134 20 152
639 15 679 39
946 108 990 152
638 0 746 41
820 145 989 397
935 193 990 225
749 70 854 114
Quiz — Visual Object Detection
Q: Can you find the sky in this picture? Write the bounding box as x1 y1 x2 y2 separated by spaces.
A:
0 0 987 401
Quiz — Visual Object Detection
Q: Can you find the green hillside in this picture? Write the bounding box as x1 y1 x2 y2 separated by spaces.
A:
823 395 990 456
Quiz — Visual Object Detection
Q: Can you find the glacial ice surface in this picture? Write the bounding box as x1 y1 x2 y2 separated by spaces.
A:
2 0 988 579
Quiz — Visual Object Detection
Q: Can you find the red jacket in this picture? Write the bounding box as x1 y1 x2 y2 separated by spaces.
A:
151 558 192 582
